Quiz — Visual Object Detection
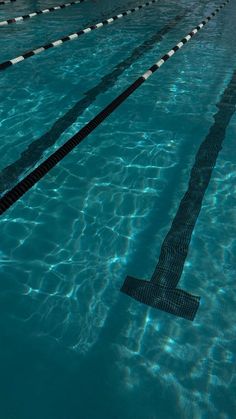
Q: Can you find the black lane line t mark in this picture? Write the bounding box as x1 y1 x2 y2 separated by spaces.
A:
121 69 236 321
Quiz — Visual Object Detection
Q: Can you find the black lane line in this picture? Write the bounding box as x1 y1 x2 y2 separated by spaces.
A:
0 1 230 219
122 69 236 321
0 12 188 195
0 0 136 26
0 0 159 71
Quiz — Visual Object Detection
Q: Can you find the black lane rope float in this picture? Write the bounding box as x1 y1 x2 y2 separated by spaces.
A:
0 0 229 214
0 0 87 26
0 12 188 195
0 0 16 4
0 0 229 228
122 65 236 321
0 0 159 71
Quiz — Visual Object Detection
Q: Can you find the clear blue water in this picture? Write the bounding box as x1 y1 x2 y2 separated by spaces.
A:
0 0 236 417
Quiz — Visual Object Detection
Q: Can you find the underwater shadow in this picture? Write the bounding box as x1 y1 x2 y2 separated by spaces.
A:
0 11 187 195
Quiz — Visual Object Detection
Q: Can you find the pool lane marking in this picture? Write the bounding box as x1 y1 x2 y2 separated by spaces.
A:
121 51 236 322
0 0 230 217
0 0 16 4
0 0 87 26
0 0 160 71
0 11 189 195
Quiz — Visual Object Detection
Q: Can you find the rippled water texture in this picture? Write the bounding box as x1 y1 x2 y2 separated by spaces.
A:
0 0 236 418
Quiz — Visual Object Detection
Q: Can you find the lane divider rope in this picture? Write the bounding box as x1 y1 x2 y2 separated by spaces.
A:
0 0 230 216
0 0 87 27
0 0 159 71
0 11 188 195
0 0 16 4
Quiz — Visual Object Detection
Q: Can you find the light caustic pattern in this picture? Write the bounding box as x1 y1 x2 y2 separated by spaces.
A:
0 0 235 417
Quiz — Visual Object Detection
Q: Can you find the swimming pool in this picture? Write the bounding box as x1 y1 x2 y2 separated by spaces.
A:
0 0 235 417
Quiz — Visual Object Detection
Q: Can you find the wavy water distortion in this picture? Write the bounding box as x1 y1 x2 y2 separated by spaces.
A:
0 12 187 195
0 0 87 26
0 1 229 217
121 68 236 321
0 0 159 71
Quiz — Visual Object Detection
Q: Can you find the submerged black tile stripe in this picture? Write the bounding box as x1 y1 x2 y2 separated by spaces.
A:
122 60 236 321
0 0 160 71
0 0 86 27
0 11 189 195
0 0 230 220
136 1 229 83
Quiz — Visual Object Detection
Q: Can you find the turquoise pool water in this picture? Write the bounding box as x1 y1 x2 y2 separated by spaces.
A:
0 0 236 417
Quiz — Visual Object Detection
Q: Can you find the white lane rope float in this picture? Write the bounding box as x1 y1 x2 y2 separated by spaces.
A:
0 0 16 5
0 0 160 71
0 0 87 26
0 0 230 216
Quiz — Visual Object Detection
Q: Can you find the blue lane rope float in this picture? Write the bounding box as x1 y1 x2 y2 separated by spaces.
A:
0 0 230 223
0 0 87 26
0 0 16 4
0 0 160 71
122 62 236 321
